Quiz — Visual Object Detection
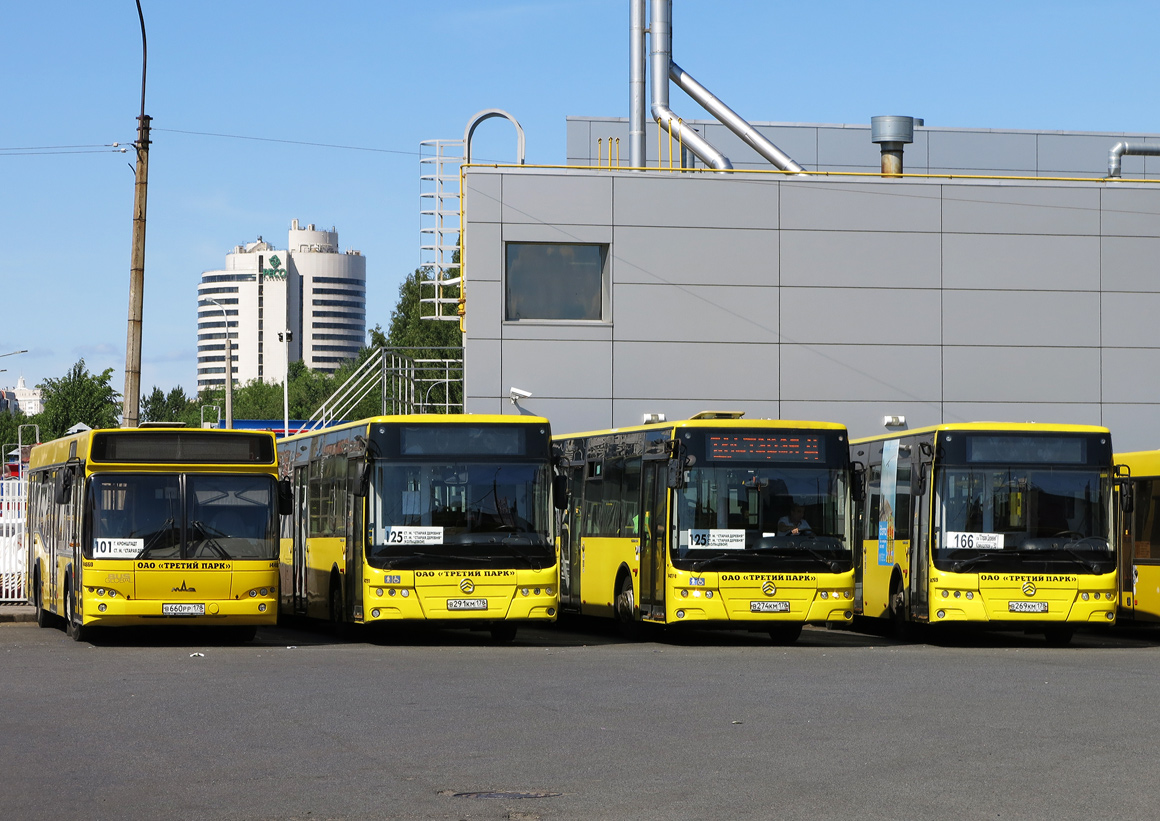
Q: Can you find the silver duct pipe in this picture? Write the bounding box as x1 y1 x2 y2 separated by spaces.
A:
1108 142 1160 178
669 61 805 174
650 0 732 170
629 0 647 168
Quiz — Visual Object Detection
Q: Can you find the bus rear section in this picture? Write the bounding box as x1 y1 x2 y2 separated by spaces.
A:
1112 449 1160 625
852 424 1120 643
555 413 857 644
279 416 561 641
26 428 285 641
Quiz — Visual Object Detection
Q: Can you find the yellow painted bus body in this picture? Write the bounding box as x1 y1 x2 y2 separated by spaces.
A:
1112 449 1160 623
26 428 282 639
555 414 856 640
278 415 559 634
852 423 1118 639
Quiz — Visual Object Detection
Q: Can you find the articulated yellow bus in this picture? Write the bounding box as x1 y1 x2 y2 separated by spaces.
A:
26 427 287 642
1112 449 1160 624
554 412 858 643
277 415 561 641
851 423 1122 644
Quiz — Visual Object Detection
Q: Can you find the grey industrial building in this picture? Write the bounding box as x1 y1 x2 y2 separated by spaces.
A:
453 2 1160 450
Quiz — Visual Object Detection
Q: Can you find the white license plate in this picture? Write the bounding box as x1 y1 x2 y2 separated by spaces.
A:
163 603 205 616
1008 601 1049 614
447 598 488 611
750 601 791 613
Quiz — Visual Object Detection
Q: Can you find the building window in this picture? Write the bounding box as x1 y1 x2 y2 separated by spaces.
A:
505 242 608 321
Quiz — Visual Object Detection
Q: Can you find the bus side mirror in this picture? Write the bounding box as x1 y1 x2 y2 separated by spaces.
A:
667 441 687 489
552 473 568 511
1120 479 1134 514
53 467 74 505
278 478 293 515
354 462 372 498
850 462 866 505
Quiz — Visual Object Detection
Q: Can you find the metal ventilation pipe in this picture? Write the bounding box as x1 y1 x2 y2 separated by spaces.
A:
871 116 922 176
1108 142 1160 178
629 0 647 168
650 0 732 170
669 62 805 173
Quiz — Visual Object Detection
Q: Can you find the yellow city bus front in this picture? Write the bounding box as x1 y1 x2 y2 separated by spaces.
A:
26 428 283 640
361 567 558 622
852 423 1118 641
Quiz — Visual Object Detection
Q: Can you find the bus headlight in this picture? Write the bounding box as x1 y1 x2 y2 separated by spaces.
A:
376 588 384 597
97 603 107 612
249 590 257 598
258 603 267 612
820 591 829 599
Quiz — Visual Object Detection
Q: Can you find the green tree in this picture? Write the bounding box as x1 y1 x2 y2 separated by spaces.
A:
141 385 195 424
36 359 121 439
387 268 463 349
0 407 27 468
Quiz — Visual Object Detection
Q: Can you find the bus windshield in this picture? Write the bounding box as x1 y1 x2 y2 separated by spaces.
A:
933 465 1114 574
366 461 554 568
88 473 278 561
672 464 851 572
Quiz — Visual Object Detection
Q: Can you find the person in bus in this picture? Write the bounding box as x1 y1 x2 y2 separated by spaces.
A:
777 503 812 536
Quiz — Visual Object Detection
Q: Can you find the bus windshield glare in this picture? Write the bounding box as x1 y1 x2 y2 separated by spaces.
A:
673 464 851 570
366 461 554 567
89 473 278 561
933 465 1114 573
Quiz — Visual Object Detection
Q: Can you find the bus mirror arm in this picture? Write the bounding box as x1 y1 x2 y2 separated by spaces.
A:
277 478 293 515
1117 466 1134 514
354 459 373 498
667 440 688 489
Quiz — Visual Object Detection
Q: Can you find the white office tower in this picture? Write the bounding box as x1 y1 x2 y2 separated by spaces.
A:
196 220 365 391
288 220 367 373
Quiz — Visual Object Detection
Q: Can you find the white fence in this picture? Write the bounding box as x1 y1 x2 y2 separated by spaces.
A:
0 478 26 602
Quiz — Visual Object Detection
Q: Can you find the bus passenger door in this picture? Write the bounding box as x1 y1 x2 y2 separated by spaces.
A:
910 460 932 622
639 460 667 618
293 465 308 615
565 464 583 609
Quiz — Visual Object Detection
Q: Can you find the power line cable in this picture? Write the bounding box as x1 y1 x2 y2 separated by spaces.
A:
154 127 420 156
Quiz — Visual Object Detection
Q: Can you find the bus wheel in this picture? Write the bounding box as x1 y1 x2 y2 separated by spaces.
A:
328 579 346 637
1044 626 1074 646
33 572 52 629
615 574 640 639
768 624 803 645
888 576 909 638
64 580 87 643
489 623 518 643
228 625 258 644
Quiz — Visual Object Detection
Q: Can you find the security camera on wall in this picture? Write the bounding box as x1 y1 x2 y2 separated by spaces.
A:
509 387 532 403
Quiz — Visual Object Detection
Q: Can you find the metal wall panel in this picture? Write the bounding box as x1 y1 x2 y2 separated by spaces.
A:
463 221 502 282
779 344 943 402
501 173 612 226
613 283 779 343
943 233 1100 291
943 347 1101 403
780 231 941 289
1101 236 1160 292
943 291 1100 348
1102 348 1160 403
613 174 778 229
942 403 1103 427
500 338 613 399
611 340 777 402
943 184 1100 236
613 225 779 286
780 180 942 232
1102 187 1160 237
1101 293 1160 347
928 130 1038 172
782 287 941 345
464 172 503 224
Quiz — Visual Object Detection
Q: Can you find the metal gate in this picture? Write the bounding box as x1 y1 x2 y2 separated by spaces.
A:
0 478 27 602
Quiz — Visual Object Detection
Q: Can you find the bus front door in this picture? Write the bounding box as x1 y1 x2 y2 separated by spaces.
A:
639 460 667 619
293 465 308 615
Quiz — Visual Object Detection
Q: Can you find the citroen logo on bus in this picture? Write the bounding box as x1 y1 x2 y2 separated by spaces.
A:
1022 581 1037 597
762 580 777 597
460 578 475 594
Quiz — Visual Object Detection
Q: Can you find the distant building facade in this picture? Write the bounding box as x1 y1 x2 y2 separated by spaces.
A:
1 376 43 416
196 220 366 391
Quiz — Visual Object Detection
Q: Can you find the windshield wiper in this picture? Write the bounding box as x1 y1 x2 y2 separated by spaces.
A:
386 552 493 568
950 552 1003 573
189 520 232 560
136 518 175 558
751 545 845 573
691 554 750 572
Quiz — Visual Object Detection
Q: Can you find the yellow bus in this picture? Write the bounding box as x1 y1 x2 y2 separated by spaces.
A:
1111 449 1160 624
851 423 1122 644
26 427 287 642
277 415 562 641
554 412 858 643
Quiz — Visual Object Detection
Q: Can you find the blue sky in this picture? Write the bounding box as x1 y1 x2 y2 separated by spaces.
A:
3 0 1159 398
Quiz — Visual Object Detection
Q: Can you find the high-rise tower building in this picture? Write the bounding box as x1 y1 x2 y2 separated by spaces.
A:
196 220 366 391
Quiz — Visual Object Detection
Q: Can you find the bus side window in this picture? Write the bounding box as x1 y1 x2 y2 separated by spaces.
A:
1133 478 1160 559
865 465 882 540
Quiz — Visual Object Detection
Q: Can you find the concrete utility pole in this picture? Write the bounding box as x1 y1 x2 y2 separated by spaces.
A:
122 0 150 428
